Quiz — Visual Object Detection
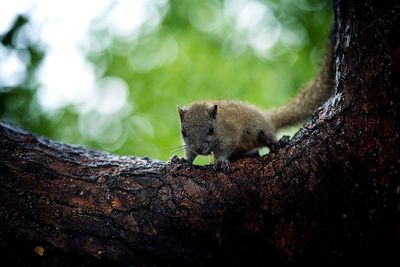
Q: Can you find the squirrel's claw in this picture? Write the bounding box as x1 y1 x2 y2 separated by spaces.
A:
170 155 193 166
213 158 230 172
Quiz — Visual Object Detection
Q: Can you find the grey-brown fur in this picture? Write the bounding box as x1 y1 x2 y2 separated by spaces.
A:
178 41 334 171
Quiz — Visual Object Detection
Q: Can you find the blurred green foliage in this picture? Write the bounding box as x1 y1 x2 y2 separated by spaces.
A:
0 0 332 163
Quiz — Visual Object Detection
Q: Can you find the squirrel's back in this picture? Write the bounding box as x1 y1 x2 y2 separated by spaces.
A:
212 101 277 156
211 100 274 130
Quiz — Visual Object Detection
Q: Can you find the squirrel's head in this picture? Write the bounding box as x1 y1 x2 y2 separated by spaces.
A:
178 103 218 156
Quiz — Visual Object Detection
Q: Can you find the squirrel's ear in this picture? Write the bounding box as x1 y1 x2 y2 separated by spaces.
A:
177 106 186 120
209 104 218 119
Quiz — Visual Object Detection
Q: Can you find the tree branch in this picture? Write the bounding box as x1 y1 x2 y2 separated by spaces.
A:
0 115 332 265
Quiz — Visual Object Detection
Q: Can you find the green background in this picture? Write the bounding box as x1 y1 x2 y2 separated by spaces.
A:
0 0 332 164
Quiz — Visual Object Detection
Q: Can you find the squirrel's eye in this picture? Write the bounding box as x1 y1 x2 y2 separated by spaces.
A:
181 130 187 137
208 127 214 135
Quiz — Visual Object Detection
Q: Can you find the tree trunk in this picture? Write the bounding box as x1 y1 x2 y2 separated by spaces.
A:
1 0 399 265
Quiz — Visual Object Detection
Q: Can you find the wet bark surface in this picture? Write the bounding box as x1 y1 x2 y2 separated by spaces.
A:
1 0 399 265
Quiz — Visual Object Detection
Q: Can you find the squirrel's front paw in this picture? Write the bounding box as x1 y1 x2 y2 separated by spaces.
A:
170 155 183 163
170 155 192 165
213 158 230 172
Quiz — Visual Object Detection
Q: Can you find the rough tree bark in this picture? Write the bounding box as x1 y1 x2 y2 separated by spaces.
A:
1 0 399 265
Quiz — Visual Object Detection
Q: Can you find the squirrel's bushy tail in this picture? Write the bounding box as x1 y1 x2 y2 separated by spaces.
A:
268 40 335 130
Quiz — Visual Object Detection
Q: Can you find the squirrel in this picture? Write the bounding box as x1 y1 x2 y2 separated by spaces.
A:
176 40 334 171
